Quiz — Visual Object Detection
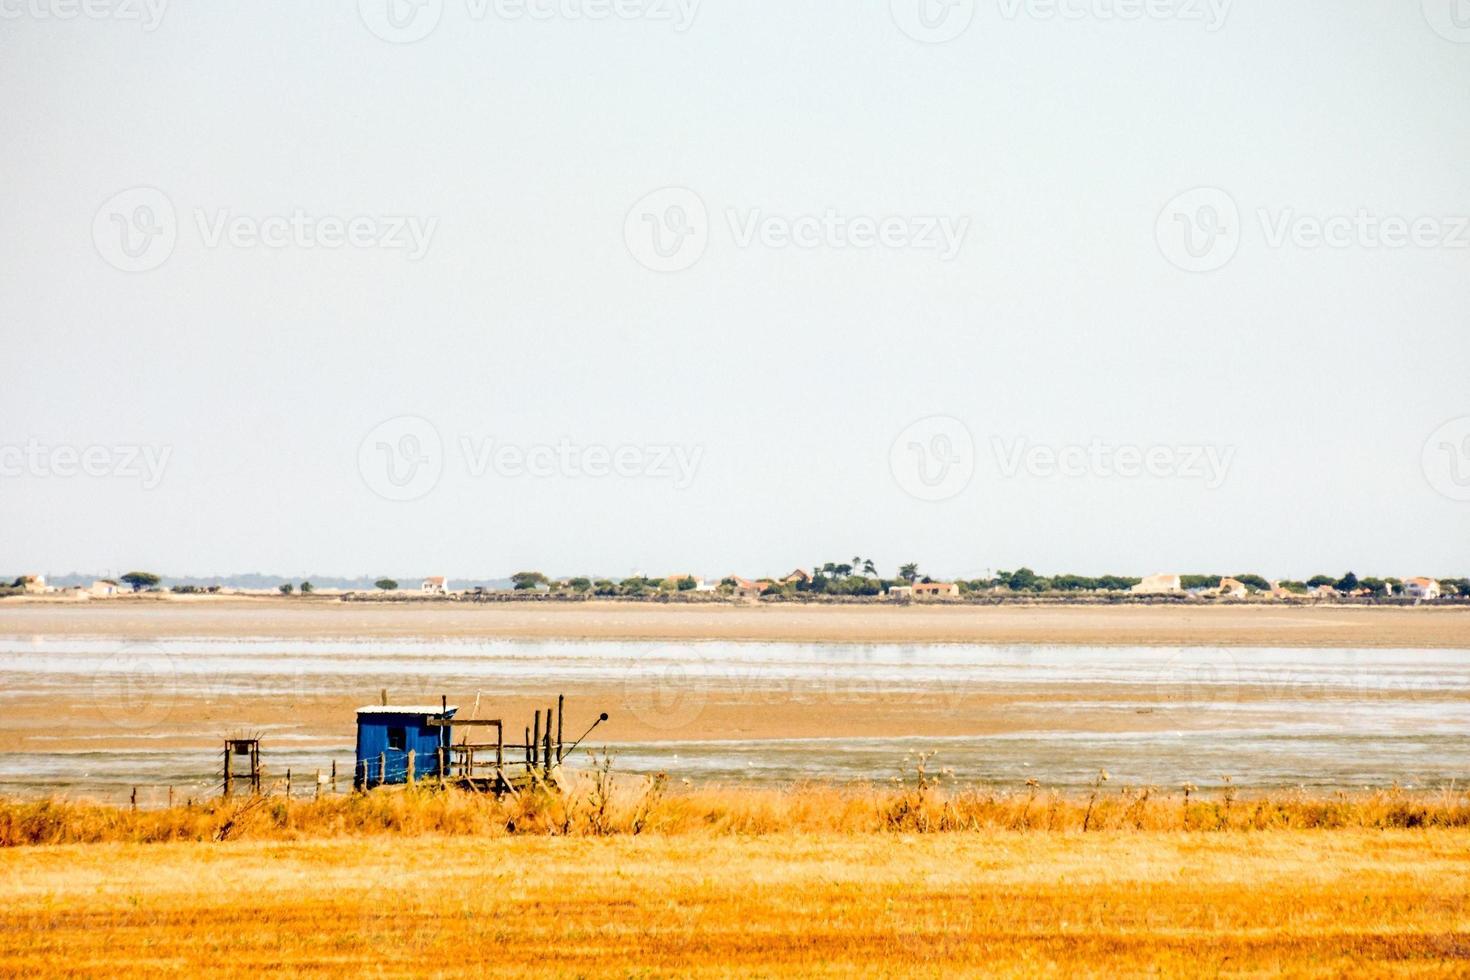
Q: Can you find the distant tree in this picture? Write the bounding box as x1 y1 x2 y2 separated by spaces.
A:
1306 575 1336 588
619 577 651 596
1004 568 1040 592
278 583 294 595
1234 574 1271 592
512 571 549 591
862 558 877 578
677 576 697 591
567 577 592 593
374 578 398 591
1336 571 1360 593
121 571 160 593
300 581 314 594
899 563 919 584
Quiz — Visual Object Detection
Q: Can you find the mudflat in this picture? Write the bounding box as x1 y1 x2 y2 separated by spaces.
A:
3 596 1469 647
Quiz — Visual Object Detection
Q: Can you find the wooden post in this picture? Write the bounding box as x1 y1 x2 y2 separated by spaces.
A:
544 705 552 771
315 770 322 800
379 752 386 787
557 694 565 763
223 745 233 798
331 759 337 793
533 711 542 774
286 768 292 800
524 727 531 767
168 785 174 809
406 749 415 786
130 787 137 811
380 688 388 706
438 746 446 788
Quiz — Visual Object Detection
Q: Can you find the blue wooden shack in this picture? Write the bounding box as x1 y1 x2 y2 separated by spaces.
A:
354 704 456 788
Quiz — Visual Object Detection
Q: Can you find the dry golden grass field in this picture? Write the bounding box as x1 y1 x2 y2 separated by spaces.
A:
2 785 1468 977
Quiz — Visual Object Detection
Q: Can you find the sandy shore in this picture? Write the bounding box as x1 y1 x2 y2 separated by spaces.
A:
2 599 1466 768
3 596 1469 647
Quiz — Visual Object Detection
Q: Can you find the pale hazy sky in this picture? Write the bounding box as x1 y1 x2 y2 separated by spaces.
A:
2 0 1468 581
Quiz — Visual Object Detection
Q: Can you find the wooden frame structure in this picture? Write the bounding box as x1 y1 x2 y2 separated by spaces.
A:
426 694 579 793
222 738 261 797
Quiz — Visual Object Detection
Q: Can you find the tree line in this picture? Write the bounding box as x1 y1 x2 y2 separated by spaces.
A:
11 566 1468 599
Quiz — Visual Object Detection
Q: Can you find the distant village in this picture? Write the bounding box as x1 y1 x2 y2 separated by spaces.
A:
4 563 1466 604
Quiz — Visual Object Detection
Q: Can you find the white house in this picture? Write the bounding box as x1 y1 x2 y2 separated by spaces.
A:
1131 574 1182 594
887 585 915 599
1403 577 1442 600
19 574 47 594
421 576 449 595
90 580 119 598
912 582 960 599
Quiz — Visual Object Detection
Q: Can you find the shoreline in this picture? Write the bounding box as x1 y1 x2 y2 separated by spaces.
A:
2 596 1468 647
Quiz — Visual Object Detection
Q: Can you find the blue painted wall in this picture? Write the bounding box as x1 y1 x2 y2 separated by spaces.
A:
354 708 456 787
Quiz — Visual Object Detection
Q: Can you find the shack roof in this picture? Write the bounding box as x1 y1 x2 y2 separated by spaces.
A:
356 705 458 716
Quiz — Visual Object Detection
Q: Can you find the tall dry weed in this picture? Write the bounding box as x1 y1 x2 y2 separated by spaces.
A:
2 770 1468 847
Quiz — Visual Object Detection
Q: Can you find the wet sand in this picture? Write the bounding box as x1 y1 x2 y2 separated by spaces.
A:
2 601 1466 797
3 596 1468 647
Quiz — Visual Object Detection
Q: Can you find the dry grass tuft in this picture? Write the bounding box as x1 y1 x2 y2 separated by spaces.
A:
3 766 1467 847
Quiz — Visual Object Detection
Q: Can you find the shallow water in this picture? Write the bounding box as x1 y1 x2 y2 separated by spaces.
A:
1 637 1466 800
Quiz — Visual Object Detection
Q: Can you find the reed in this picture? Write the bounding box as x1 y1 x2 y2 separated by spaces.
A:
3 775 1467 847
